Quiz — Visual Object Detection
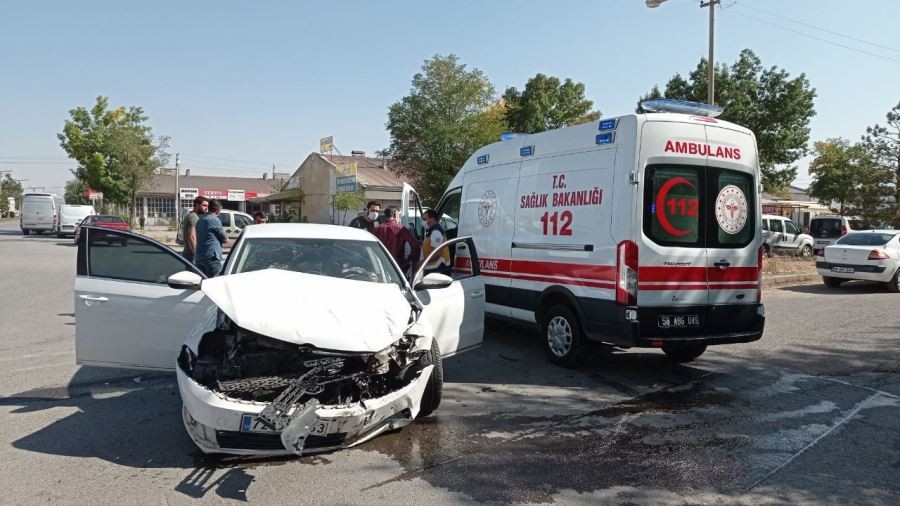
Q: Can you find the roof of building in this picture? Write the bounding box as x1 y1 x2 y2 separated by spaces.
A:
140 173 286 195
315 153 407 189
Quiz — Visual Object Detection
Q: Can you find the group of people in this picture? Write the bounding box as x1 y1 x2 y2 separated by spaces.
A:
180 196 268 278
349 200 452 277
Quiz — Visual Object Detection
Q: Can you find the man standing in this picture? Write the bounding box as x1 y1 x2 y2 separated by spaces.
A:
348 200 380 234
194 199 229 277
181 196 208 262
421 209 452 276
373 206 420 275
253 211 268 224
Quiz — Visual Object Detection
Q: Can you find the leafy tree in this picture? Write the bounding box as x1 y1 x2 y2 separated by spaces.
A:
385 55 505 204
503 73 599 133
807 138 886 221
64 178 90 205
1 174 24 215
58 96 169 223
332 190 367 224
862 101 900 227
638 49 817 191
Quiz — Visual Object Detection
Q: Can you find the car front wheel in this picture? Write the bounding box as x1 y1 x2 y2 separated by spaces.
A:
417 338 443 418
800 245 813 257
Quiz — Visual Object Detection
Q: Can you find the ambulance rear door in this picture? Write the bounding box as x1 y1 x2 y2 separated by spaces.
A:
638 120 710 309
703 125 760 306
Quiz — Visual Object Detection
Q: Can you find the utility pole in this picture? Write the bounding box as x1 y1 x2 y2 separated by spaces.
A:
175 153 181 231
701 0 719 105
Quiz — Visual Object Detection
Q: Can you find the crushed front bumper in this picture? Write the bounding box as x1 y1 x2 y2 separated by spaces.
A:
176 364 433 456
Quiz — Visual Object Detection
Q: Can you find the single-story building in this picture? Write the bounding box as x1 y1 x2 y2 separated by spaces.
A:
761 190 831 232
251 151 408 225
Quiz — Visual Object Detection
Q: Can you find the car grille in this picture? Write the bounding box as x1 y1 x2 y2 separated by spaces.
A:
214 431 347 451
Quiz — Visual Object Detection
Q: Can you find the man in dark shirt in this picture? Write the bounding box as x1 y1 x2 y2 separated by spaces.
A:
195 199 228 277
348 200 380 234
181 196 208 262
373 206 420 275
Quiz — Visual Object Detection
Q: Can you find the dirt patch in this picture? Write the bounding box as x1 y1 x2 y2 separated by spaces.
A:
761 256 817 277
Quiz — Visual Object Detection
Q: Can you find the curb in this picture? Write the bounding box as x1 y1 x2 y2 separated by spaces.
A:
762 272 820 289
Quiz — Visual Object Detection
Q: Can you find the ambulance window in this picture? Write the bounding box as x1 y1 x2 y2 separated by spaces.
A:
644 166 702 247
708 168 755 248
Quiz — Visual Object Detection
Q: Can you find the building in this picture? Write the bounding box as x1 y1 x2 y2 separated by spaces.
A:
251 151 409 224
761 188 830 232
136 169 288 226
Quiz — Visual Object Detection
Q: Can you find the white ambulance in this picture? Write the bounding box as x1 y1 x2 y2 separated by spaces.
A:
402 99 765 367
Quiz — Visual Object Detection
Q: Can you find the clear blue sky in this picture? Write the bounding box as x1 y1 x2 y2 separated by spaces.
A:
2 0 898 193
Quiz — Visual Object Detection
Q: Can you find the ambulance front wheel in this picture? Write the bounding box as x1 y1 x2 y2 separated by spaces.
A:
662 344 707 363
543 305 586 368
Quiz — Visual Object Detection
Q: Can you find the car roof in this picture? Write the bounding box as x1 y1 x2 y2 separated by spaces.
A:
844 229 898 234
240 223 379 241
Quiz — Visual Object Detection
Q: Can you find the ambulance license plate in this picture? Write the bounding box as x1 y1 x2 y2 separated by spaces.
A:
657 315 700 329
832 266 854 273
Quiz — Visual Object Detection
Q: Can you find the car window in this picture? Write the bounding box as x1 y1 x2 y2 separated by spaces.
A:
761 219 769 231
232 238 404 287
810 218 842 238
235 215 252 228
769 219 783 233
836 232 899 246
785 221 800 234
438 190 462 236
218 213 232 227
87 229 194 284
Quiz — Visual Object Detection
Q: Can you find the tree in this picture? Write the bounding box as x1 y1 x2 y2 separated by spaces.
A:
58 96 168 223
385 55 505 204
1 174 23 215
332 190 367 224
64 178 90 206
807 138 886 221
863 101 900 227
503 73 599 133
638 49 817 191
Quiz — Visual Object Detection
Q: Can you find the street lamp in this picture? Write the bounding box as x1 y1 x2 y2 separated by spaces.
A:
647 0 719 105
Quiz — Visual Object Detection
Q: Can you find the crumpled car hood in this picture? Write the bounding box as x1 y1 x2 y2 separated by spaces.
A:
200 269 411 353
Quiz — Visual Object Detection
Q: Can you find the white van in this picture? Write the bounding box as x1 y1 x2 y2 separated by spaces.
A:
21 193 65 235
402 99 765 366
56 204 97 237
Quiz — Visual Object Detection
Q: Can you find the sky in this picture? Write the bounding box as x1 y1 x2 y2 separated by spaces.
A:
2 0 898 193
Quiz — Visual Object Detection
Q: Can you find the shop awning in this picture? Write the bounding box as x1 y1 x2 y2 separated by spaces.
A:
248 188 305 203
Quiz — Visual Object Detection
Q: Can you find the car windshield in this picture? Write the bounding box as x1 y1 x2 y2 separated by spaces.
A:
810 218 842 238
231 238 404 286
836 232 898 246
94 215 125 223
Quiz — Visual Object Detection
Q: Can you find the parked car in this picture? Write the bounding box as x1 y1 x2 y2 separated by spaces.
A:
73 223 485 456
762 214 814 257
20 193 65 235
809 215 864 254
73 215 130 244
56 205 96 237
816 230 900 291
176 209 254 245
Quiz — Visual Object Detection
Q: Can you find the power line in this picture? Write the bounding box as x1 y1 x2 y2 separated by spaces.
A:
179 152 295 167
734 11 900 64
736 2 900 54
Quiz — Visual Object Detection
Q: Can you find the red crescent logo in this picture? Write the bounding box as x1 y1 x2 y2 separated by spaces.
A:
655 177 695 237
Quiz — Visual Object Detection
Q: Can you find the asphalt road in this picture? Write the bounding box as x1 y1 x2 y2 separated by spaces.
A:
1 221 898 505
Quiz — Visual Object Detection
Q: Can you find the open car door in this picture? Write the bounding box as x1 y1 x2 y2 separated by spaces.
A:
401 182 426 241
412 236 485 357
74 227 214 371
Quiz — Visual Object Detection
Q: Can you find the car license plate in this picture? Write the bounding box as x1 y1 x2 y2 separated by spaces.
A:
240 414 273 433
658 315 700 329
832 266 854 273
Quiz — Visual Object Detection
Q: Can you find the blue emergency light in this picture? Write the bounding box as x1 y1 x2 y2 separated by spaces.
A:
598 118 618 131
500 132 523 141
520 145 534 157
640 99 724 118
596 132 615 145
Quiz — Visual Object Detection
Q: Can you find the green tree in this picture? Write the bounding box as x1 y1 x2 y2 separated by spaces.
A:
503 73 599 133
1 174 24 215
332 190 367 224
385 54 505 204
63 178 90 205
862 101 900 227
58 96 169 223
807 138 886 221
638 49 817 191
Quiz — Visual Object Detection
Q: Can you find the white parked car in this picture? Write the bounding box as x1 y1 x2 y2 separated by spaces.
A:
176 208 254 245
761 214 814 257
816 230 900 291
74 223 485 456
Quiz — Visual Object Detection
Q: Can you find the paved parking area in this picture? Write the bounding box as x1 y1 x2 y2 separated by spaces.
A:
1 223 898 504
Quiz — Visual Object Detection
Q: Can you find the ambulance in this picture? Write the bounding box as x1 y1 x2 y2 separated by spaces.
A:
401 99 765 367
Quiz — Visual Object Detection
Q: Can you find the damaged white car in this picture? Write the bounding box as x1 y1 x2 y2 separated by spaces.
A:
74 224 485 455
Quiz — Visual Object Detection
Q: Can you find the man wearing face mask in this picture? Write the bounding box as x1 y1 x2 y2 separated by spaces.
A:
348 200 380 234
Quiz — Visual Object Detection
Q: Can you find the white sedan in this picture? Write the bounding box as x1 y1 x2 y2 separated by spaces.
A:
74 223 485 455
816 230 900 291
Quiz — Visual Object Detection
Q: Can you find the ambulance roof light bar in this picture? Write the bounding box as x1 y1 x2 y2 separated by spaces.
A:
640 99 724 118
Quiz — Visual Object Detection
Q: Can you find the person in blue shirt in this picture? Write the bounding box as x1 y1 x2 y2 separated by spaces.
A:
194 199 229 277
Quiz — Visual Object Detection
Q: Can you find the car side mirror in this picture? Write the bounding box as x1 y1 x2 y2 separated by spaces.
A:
167 271 203 290
415 273 453 290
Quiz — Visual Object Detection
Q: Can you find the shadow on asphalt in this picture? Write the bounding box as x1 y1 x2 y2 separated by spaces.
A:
779 281 891 295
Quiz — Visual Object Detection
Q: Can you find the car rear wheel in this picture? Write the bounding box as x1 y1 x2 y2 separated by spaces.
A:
662 344 707 362
887 269 900 293
22 229 29 235
823 276 843 288
800 245 813 257
417 338 443 418
543 305 586 368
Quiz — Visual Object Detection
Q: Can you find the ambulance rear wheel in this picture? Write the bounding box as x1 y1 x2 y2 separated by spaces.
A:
662 344 707 363
543 305 586 368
